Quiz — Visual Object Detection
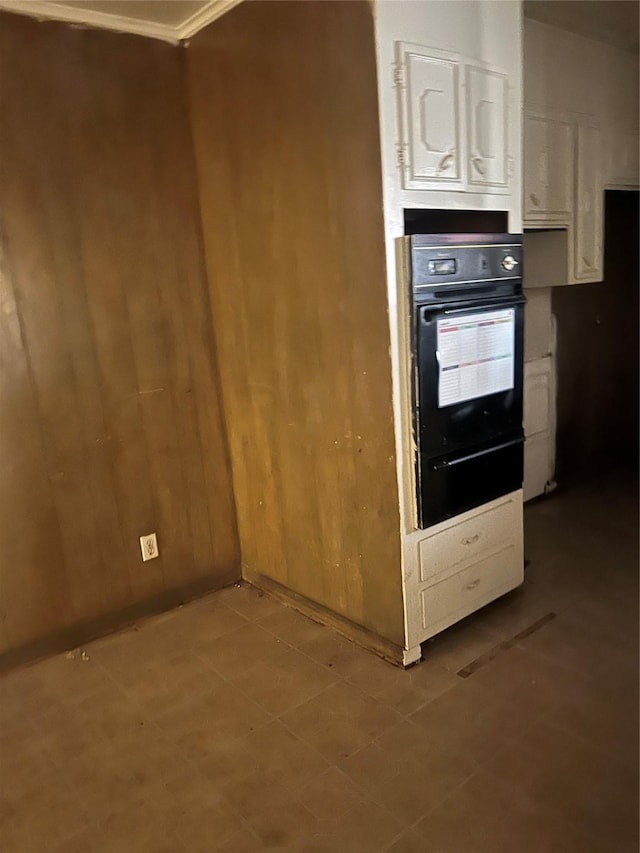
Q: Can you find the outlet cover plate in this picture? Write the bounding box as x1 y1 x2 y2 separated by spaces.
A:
140 533 159 561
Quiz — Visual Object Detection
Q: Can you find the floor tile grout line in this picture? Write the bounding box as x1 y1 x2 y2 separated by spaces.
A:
188 642 340 722
455 612 558 679
510 629 621 681
79 596 357 794
314 710 488 836
413 763 490 832
176 584 473 726
535 702 639 772
94 638 273 848
184 599 435 725
24 655 173 841
38 638 272 843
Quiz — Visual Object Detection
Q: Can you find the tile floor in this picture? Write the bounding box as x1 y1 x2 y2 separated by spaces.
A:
0 472 637 852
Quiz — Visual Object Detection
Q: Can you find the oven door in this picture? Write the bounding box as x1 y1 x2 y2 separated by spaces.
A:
419 437 524 527
414 296 525 528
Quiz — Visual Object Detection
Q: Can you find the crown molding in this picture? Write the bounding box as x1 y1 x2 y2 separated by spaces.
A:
177 0 242 40
0 0 242 44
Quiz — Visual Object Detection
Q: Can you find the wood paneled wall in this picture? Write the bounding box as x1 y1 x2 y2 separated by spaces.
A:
0 13 239 663
553 191 639 480
188 1 404 645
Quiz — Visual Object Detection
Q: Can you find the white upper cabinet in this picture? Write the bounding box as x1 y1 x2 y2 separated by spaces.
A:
605 125 640 188
523 109 573 224
395 42 510 196
523 18 638 286
572 121 603 283
375 1 523 232
522 110 602 284
465 65 509 191
396 44 463 190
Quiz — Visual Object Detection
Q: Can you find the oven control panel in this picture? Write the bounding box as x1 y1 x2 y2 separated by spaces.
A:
408 235 523 292
427 258 457 276
501 255 519 272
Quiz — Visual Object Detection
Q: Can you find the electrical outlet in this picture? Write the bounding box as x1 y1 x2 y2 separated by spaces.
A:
140 533 159 562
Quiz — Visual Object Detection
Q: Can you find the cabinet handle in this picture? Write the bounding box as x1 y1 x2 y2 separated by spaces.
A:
461 534 480 546
465 578 481 591
529 193 540 207
471 155 487 176
437 149 455 172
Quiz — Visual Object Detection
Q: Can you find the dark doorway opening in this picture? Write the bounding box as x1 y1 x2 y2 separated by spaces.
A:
553 190 639 481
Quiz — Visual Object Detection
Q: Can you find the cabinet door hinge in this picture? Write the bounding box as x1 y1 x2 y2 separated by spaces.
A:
393 63 406 88
396 143 408 169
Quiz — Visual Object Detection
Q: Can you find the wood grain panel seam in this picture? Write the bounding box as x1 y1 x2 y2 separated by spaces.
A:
0 221 75 637
183 47 242 570
71 214 133 608
141 101 198 589
44 115 128 616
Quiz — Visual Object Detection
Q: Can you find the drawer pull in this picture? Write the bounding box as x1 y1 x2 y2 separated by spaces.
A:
461 534 480 546
465 578 481 591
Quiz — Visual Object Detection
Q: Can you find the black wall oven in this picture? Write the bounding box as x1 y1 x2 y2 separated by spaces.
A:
404 233 525 529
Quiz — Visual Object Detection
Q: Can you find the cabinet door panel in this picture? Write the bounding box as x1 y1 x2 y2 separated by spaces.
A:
523 357 554 501
523 360 551 438
573 123 603 282
523 111 573 222
466 65 509 191
397 44 463 190
606 127 640 187
523 432 550 502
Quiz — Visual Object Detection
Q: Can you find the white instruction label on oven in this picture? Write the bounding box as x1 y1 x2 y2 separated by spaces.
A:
437 308 515 408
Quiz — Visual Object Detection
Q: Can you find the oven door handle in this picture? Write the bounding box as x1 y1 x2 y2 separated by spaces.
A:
431 438 523 470
440 296 526 316
421 295 526 320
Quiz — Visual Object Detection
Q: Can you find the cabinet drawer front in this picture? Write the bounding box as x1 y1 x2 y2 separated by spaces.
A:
421 545 522 630
418 495 519 584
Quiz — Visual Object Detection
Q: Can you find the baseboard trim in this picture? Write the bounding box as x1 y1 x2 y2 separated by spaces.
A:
0 569 240 675
243 568 408 668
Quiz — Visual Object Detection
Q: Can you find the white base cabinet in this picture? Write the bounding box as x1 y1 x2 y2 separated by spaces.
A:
523 356 555 502
408 491 524 648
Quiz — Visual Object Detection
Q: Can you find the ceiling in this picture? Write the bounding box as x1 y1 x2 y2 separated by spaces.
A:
524 0 640 53
0 0 243 42
0 0 637 50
